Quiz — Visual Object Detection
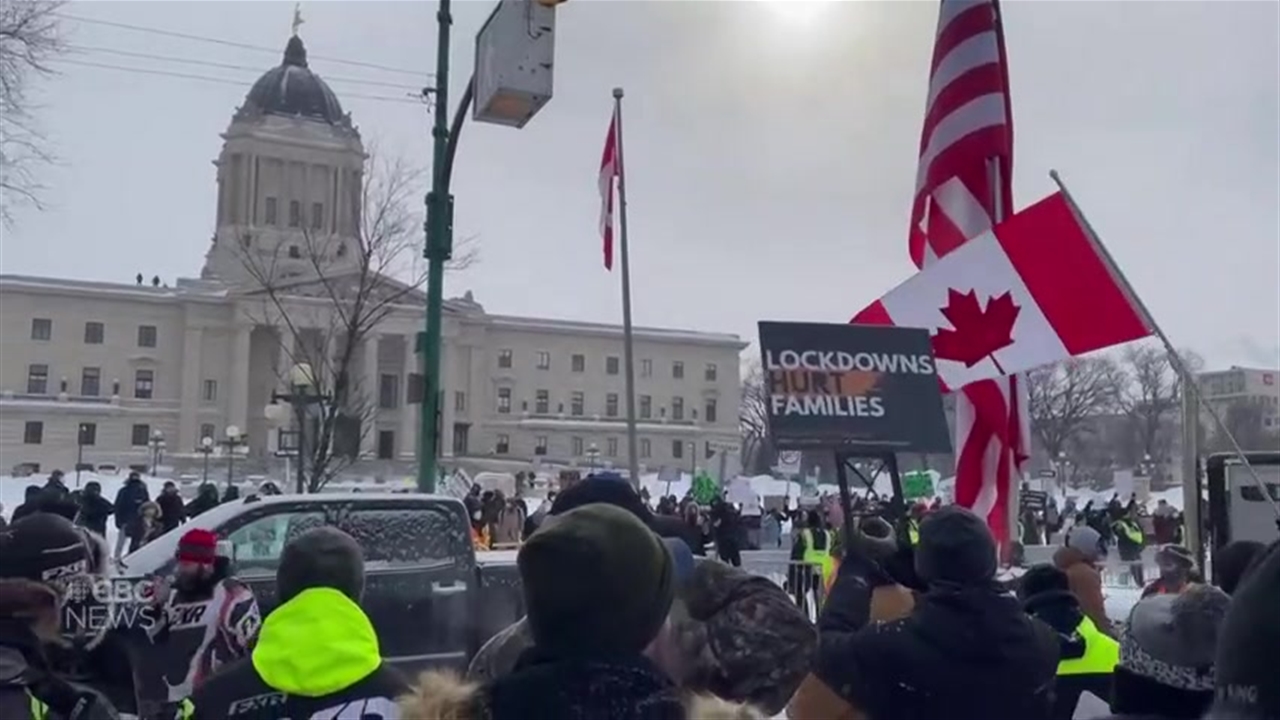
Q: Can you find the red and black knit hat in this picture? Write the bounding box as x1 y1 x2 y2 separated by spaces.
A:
175 529 219 565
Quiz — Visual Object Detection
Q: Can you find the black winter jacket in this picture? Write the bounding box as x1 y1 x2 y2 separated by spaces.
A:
820 585 1060 720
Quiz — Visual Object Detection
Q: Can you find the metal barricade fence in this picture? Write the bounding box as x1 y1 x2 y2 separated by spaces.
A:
740 551 826 621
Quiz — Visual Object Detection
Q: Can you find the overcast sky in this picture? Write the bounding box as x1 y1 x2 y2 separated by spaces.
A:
3 1 1277 370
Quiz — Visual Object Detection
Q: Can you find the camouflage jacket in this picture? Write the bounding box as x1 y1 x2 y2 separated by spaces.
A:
467 559 816 716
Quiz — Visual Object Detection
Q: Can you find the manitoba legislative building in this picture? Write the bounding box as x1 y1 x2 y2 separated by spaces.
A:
0 34 745 479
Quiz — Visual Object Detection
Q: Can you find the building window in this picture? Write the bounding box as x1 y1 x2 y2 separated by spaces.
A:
455 390 467 413
335 242 347 257
498 349 513 369
497 387 512 414
672 440 684 459
705 363 718 382
607 437 618 456
571 354 585 373
379 374 399 409
265 196 279 225
134 369 154 399
671 397 684 421
131 424 151 446
572 436 584 456
202 379 217 402
639 395 652 419
137 325 158 348
641 359 652 378
81 367 101 397
606 356 620 375
705 441 716 459
31 318 51 341
26 364 48 394
672 361 684 379
495 434 510 454
571 391 585 416
84 322 104 344
23 421 43 444
640 438 651 458
704 399 718 424
606 393 619 417
288 245 301 259
288 200 302 228
534 390 550 414
199 423 216 442
536 351 551 370
78 422 97 446
452 424 469 455
310 202 324 230
535 436 548 456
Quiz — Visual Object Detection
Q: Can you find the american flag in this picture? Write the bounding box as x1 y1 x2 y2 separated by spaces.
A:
906 0 1027 547
598 108 620 271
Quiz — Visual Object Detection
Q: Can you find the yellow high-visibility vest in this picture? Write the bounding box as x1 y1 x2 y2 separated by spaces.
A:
801 528 835 585
1057 615 1120 676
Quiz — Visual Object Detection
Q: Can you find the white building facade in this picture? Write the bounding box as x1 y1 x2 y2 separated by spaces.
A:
0 34 744 478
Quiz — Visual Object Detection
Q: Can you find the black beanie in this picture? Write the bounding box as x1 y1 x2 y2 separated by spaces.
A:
519 503 674 658
1018 563 1071 601
1214 539 1280 718
914 506 997 586
549 477 656 528
276 527 365 603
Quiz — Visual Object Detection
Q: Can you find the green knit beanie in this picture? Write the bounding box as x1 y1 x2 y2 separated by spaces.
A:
518 503 674 658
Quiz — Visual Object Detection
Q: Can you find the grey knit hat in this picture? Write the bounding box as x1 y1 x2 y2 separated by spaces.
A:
1120 585 1231 692
276 526 365 603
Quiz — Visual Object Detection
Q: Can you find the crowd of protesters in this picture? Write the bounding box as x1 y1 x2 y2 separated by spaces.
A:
2 470 278 559
3 469 1277 720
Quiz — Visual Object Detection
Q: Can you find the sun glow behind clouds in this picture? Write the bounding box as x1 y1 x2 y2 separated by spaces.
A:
757 0 835 33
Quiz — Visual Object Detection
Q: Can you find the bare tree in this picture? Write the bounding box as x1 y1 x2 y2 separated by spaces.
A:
239 152 477 491
1027 355 1123 460
1114 345 1201 481
0 0 63 226
738 358 774 475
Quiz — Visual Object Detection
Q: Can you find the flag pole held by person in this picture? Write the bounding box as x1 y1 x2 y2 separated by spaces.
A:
1049 170 1279 523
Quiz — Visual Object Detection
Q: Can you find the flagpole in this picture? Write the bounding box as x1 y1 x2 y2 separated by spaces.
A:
1049 170 1279 524
986 155 1023 559
613 87 642 489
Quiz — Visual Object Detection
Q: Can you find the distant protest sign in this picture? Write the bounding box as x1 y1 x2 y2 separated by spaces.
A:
758 321 952 454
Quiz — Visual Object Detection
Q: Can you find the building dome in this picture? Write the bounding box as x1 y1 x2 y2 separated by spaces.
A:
243 36 345 124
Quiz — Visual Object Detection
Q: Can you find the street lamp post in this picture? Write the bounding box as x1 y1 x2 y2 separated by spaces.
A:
688 441 696 480
271 363 327 494
196 436 215 485
148 430 166 476
76 423 89 488
585 443 600 471
418 0 564 493
220 426 246 490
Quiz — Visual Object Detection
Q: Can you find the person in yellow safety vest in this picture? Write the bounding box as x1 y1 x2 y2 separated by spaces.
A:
906 503 928 546
1018 564 1119 720
790 510 833 608
1111 513 1147 586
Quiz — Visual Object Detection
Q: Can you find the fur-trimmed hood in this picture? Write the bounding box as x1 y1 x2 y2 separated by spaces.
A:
397 671 767 720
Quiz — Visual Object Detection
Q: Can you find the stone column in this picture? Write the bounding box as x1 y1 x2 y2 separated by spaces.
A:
228 323 253 437
400 333 418 459
360 335 380 458
178 325 204 451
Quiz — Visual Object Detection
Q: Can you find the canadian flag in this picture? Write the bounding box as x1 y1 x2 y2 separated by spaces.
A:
855 192 1151 390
